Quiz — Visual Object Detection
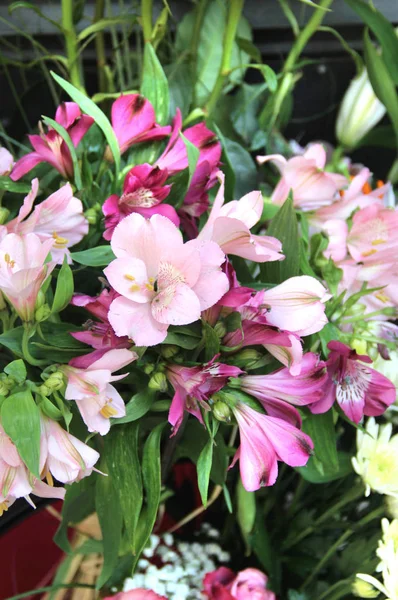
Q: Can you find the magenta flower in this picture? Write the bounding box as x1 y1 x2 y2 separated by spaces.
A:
257 143 347 210
231 402 313 491
0 232 55 321
199 172 284 263
0 424 65 517
0 147 14 176
110 94 171 155
203 567 276 600
311 341 396 423
104 213 229 346
5 178 88 263
62 348 138 435
167 361 243 432
104 590 167 600
69 288 130 369
102 164 175 241
11 102 94 181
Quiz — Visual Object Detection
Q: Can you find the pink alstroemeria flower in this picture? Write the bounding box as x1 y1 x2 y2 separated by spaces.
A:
11 102 94 181
70 289 130 369
231 402 313 491
110 94 171 155
62 349 138 435
5 178 88 263
104 590 167 600
203 567 276 600
0 424 65 518
102 164 175 241
167 361 243 433
238 353 328 416
310 341 396 423
257 144 348 210
0 232 55 321
0 147 14 176
40 416 100 484
105 213 229 347
199 172 284 263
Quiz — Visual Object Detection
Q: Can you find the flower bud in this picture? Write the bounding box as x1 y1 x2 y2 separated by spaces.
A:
44 371 65 392
352 577 379 598
0 207 10 225
38 384 51 397
84 208 98 225
148 372 168 392
35 304 51 323
214 322 227 339
143 363 155 375
0 382 9 396
213 401 232 423
160 345 180 359
336 68 386 149
367 345 379 361
350 339 368 356
233 349 264 370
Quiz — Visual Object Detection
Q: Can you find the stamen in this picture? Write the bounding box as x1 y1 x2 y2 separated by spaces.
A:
371 239 386 246
100 400 118 418
46 470 54 487
130 284 141 292
145 283 154 292
0 501 8 516
52 232 69 248
375 292 390 303
362 249 377 257
124 274 135 281
362 181 372 194
4 253 15 268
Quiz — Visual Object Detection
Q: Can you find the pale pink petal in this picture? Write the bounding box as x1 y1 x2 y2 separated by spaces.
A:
323 219 349 262
32 479 66 500
264 333 303 375
108 296 168 346
303 143 326 169
88 349 137 372
256 154 287 172
104 257 152 303
151 283 201 325
219 190 263 229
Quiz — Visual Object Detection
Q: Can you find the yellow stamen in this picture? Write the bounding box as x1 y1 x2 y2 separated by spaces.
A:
52 232 69 248
371 239 385 246
145 283 154 292
375 292 390 303
362 249 377 257
0 501 9 517
46 470 54 487
130 284 141 292
4 253 15 268
124 274 135 281
362 181 372 194
100 402 118 418
148 277 155 284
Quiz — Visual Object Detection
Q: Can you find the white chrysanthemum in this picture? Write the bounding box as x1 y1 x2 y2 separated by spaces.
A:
376 519 398 572
352 418 398 497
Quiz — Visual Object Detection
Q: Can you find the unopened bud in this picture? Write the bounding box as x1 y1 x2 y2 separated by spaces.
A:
213 401 232 423
160 345 180 359
143 363 155 375
352 577 379 598
35 304 51 323
45 371 65 391
214 322 227 339
0 383 9 396
351 339 367 356
367 345 379 361
148 372 168 392
35 290 46 310
0 207 10 225
84 208 98 225
233 349 263 370
345 303 366 317
39 384 51 397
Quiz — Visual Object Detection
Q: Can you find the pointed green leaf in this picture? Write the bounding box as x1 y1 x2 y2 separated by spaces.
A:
141 43 169 125
71 246 115 267
0 177 31 193
202 320 220 362
52 258 74 314
54 477 96 553
4 359 26 383
112 390 155 425
302 410 338 476
197 438 213 506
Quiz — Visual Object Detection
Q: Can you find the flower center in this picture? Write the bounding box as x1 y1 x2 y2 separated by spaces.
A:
121 188 158 208
336 362 372 405
100 398 118 419
4 253 15 268
52 232 69 248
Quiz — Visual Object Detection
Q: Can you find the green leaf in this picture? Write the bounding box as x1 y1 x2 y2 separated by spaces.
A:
71 246 115 267
162 325 201 349
38 395 63 421
318 322 340 356
260 197 300 284
52 258 74 314
141 43 169 126
54 477 96 553
105 423 143 552
112 390 155 425
4 359 26 383
363 29 398 142
1 390 41 477
197 438 213 506
132 422 166 570
344 0 398 84
51 72 121 172
0 327 24 355
42 116 82 190
202 320 220 362
356 124 397 149
78 16 136 42
95 464 123 589
0 176 31 193
237 477 256 552
302 410 338 476
166 133 200 209
236 36 261 63
8 1 64 31
167 62 194 118
297 451 353 483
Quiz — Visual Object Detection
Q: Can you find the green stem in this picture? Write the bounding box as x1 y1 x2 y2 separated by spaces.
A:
141 0 153 43
259 0 334 127
61 0 84 90
22 325 47 367
205 0 244 116
94 0 107 93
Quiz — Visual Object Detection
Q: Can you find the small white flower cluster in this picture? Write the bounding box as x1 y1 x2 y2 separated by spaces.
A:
122 524 230 599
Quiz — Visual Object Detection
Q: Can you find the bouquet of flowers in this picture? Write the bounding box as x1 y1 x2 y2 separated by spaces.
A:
0 0 398 598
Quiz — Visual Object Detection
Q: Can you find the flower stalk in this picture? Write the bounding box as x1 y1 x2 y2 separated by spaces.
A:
141 0 153 43
61 0 84 91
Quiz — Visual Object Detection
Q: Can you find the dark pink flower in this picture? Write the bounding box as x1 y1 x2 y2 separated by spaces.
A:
310 341 396 423
203 567 276 600
167 360 243 433
110 94 171 155
69 288 130 369
11 102 94 180
102 164 175 241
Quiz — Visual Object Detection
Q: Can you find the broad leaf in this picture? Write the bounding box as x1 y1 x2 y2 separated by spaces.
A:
141 43 169 125
1 390 41 477
54 477 96 553
0 176 31 193
297 451 353 484
71 246 115 267
112 390 155 425
4 359 26 383
197 438 213 506
302 410 338 476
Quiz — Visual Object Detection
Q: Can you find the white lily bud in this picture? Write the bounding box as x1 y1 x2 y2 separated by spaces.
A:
336 68 386 148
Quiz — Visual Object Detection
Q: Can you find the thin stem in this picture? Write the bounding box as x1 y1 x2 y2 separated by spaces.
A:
191 0 209 96
106 0 126 90
120 0 134 87
300 529 353 591
22 324 47 367
61 0 84 90
94 0 108 93
279 0 300 37
205 0 244 116
259 0 334 127
141 0 153 43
